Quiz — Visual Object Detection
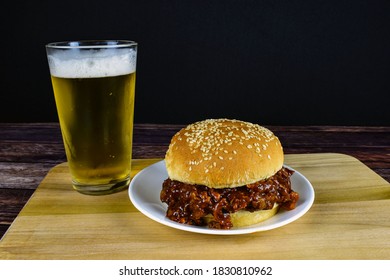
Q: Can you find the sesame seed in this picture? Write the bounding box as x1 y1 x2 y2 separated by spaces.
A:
172 119 278 164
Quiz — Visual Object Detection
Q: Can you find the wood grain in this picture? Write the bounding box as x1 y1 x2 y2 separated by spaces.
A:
1 153 389 260
1 123 389 241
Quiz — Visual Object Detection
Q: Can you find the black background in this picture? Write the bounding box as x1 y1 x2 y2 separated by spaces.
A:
1 0 389 125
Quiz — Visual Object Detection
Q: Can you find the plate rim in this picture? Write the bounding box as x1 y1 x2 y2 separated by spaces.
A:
129 160 315 235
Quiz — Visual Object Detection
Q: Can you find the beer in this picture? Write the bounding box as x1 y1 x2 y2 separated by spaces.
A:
46 41 137 194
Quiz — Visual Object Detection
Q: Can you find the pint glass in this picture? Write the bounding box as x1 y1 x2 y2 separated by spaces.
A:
46 40 137 195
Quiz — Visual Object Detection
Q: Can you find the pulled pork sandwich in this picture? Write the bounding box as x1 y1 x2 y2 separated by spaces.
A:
160 119 299 229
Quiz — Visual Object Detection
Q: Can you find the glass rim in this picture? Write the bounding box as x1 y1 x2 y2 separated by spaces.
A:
46 40 137 49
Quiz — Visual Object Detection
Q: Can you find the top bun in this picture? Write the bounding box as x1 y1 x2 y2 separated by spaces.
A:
165 119 284 188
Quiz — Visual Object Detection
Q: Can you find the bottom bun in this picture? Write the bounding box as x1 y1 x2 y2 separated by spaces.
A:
203 203 279 228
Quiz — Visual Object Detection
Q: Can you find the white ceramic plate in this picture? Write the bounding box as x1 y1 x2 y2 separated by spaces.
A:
129 160 315 235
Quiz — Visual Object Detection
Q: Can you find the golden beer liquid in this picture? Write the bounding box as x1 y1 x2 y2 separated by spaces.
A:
51 73 136 191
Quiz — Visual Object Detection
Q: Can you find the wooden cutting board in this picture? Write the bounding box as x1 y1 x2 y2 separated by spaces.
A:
1 153 389 260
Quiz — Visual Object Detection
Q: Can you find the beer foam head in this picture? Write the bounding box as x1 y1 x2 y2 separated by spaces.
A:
47 48 136 78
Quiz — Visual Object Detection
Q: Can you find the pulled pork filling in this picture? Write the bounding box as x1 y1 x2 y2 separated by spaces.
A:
160 167 299 229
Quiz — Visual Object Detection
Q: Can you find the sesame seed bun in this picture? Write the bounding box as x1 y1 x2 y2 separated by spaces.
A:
165 119 284 189
203 203 279 227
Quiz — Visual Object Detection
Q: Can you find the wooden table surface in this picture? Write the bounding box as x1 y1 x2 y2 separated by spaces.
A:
1 123 389 246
